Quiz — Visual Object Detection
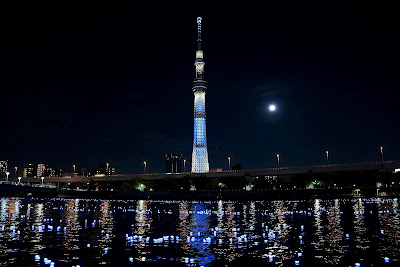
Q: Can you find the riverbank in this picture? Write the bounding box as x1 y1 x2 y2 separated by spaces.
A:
2 184 400 200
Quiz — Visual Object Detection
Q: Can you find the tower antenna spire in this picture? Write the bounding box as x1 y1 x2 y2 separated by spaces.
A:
197 17 202 50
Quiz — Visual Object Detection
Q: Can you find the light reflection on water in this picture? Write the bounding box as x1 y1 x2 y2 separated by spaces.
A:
0 197 399 266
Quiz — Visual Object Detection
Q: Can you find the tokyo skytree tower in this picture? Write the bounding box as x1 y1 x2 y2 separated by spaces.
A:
191 17 210 173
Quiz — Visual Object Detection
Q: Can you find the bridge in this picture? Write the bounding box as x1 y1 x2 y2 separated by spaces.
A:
8 160 400 184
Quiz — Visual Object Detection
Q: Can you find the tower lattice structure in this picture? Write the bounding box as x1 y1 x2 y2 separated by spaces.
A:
191 17 210 173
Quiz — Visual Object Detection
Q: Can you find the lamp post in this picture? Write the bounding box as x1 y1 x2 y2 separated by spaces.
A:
144 161 147 174
183 159 186 172
228 157 231 171
5 172 10 182
380 146 384 162
14 167 18 179
276 154 280 168
41 177 44 185
326 150 329 164
106 163 109 176
73 164 76 173
18 177 21 184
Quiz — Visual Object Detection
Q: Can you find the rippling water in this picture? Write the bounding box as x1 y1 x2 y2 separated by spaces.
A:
0 197 399 266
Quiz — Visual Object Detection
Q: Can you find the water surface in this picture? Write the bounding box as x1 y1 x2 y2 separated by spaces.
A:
0 197 399 266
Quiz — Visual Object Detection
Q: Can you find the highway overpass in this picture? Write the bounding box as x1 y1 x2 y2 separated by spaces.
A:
10 160 400 184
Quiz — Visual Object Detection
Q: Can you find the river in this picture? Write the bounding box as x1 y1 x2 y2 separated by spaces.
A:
0 197 399 266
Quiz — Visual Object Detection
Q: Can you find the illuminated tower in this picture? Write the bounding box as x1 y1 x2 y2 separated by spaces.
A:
191 17 210 173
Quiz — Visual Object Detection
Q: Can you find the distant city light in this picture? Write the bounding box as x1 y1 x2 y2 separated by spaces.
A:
268 104 276 112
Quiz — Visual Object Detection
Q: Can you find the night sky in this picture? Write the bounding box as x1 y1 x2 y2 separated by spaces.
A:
1 1 399 174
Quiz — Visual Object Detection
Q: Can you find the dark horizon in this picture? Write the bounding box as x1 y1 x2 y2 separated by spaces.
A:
1 1 399 174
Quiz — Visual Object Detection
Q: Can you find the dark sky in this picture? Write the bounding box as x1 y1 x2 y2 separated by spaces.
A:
1 1 399 174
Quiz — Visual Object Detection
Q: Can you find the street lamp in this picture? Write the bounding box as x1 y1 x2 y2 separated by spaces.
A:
326 150 329 164
14 167 18 179
73 164 76 173
41 177 44 185
106 163 109 176
144 161 147 174
18 177 21 184
276 154 280 168
5 172 10 182
183 159 186 172
380 147 384 162
228 157 231 171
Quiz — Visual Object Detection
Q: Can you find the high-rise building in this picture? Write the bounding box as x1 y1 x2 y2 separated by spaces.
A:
37 164 46 177
86 163 116 176
43 166 63 177
23 163 35 178
165 153 182 173
22 163 63 177
0 160 8 173
191 17 210 173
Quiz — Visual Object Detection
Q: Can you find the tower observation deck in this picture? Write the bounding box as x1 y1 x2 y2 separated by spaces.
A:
191 17 210 173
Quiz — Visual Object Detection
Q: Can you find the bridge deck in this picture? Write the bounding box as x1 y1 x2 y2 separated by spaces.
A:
10 160 400 183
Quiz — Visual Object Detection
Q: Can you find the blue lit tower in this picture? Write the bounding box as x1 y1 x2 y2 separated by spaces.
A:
191 17 210 173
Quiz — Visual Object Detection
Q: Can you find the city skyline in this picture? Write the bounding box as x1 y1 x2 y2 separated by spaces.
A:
1 2 399 174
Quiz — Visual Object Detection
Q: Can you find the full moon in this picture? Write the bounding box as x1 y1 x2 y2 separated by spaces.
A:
269 104 276 111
